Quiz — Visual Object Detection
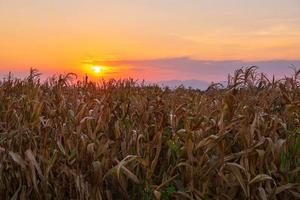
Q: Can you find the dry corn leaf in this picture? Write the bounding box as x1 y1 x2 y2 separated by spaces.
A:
25 149 43 180
249 174 274 185
8 152 26 169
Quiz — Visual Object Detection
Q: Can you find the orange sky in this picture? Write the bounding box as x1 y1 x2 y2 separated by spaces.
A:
0 0 300 81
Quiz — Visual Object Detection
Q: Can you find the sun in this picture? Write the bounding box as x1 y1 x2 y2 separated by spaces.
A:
82 63 111 77
92 66 103 74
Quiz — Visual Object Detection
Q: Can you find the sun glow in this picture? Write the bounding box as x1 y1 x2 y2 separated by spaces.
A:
92 66 103 74
81 63 114 79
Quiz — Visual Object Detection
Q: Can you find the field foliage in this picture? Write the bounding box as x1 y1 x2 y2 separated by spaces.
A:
0 67 299 199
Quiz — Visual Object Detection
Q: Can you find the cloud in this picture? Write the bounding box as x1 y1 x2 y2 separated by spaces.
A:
249 24 300 37
3 57 299 83
95 57 300 81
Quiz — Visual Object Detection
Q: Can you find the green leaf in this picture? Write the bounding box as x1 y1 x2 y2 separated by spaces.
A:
166 185 175 194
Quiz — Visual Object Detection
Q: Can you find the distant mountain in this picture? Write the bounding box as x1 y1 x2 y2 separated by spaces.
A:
156 79 211 90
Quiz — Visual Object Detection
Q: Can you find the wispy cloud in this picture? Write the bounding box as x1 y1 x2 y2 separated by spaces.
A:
93 57 300 81
2 58 299 82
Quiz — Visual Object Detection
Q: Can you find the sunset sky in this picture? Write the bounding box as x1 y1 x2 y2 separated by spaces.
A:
0 0 300 82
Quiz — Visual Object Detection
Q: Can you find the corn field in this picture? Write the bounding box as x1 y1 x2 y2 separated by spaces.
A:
0 67 299 199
